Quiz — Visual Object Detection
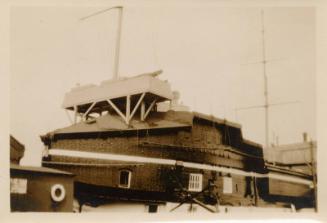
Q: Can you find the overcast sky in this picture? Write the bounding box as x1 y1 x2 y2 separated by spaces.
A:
10 5 315 166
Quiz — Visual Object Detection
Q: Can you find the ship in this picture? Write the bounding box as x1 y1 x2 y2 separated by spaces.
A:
40 71 314 212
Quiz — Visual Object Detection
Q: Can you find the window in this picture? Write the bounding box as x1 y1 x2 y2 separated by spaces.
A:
148 204 158 213
188 173 203 192
119 170 131 188
10 178 27 194
223 177 233 194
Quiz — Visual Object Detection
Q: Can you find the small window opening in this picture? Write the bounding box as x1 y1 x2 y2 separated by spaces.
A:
119 170 131 188
148 204 158 213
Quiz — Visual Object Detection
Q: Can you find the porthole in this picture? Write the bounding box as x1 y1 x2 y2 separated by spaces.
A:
51 184 66 202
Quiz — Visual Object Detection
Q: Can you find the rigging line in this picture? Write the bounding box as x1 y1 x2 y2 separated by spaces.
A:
240 57 286 66
268 100 300 107
235 104 265 111
79 6 123 21
235 100 300 111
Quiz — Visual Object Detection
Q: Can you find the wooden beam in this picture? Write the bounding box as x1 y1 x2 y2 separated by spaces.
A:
82 102 96 120
107 99 127 123
129 93 145 122
141 101 145 121
143 99 157 120
126 95 130 124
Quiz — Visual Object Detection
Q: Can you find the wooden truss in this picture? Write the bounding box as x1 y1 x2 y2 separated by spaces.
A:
71 93 158 125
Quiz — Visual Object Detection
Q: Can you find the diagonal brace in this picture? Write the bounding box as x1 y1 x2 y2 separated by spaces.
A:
107 99 127 124
129 93 146 122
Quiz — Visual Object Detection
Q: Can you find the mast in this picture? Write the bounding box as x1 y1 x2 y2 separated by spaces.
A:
80 6 123 79
235 9 299 148
113 7 123 79
261 9 269 148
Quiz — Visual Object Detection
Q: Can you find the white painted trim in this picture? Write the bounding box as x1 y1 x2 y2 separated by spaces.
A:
48 149 313 186
49 149 175 165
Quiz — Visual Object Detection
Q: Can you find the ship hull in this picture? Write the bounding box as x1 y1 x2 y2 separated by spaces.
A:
41 111 314 210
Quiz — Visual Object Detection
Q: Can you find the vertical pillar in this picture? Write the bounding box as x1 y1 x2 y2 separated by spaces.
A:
253 176 258 206
126 95 130 124
141 101 145 121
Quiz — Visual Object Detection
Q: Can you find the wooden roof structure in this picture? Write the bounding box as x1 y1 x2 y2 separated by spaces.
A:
63 71 174 125
43 110 243 136
10 163 74 176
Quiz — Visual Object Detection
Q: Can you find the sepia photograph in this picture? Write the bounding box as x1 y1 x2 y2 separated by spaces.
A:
3 0 326 221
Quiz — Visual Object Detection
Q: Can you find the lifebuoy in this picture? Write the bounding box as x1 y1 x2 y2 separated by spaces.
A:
51 184 66 202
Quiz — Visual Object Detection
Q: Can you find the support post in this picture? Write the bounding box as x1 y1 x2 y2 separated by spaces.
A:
253 176 258 206
141 101 145 121
126 95 130 124
129 93 145 122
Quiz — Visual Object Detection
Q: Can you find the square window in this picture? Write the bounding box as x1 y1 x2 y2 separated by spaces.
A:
10 178 27 194
119 170 131 188
223 177 233 194
188 173 203 192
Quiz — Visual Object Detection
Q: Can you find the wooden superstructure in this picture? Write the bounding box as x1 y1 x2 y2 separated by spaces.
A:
40 73 314 212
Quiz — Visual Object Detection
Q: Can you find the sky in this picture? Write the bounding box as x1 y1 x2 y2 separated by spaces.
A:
10 5 316 166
